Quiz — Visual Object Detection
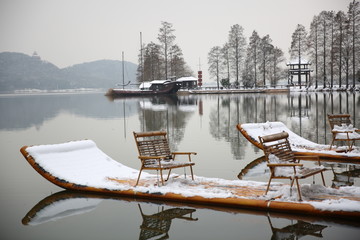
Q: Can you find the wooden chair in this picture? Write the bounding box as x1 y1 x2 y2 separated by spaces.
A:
327 114 360 151
258 131 326 201
133 131 196 186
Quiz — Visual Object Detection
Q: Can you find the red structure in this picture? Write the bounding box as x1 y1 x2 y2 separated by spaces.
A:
197 71 202 87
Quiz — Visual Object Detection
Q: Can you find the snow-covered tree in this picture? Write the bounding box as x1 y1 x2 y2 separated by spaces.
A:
158 21 176 80
227 24 247 87
208 46 222 89
290 24 308 86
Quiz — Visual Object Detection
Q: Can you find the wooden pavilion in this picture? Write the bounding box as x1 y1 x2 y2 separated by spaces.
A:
286 58 313 88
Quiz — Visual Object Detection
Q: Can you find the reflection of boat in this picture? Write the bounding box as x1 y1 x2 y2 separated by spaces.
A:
23 190 360 231
237 156 267 180
105 80 181 97
237 122 360 162
22 191 103 225
20 140 360 220
22 190 198 239
139 95 179 111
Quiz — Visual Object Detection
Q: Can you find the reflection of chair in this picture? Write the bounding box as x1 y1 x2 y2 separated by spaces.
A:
138 204 197 240
259 131 326 201
133 131 196 186
327 114 360 151
331 164 360 188
267 215 327 240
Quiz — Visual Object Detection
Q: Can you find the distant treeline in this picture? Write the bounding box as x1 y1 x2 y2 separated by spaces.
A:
0 52 137 92
208 0 360 89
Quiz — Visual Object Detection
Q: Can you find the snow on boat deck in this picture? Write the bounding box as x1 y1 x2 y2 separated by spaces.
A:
20 140 360 220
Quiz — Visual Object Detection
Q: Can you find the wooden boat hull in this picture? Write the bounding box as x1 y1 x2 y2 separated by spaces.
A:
20 140 360 220
106 81 181 97
237 122 360 162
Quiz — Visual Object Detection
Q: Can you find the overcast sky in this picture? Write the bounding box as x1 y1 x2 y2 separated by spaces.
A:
0 0 352 82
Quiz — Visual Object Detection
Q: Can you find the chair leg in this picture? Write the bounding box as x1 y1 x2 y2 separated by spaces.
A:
166 169 172 181
160 169 164 185
329 138 335 150
265 177 272 195
135 169 143 187
189 166 194 180
295 178 302 201
320 171 326 186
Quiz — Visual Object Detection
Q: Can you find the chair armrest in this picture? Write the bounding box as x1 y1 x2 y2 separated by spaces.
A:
295 155 322 166
138 155 169 160
295 155 319 161
332 130 353 133
267 163 303 167
172 152 197 155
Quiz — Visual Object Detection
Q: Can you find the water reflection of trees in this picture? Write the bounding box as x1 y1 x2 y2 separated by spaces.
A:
0 93 138 130
138 95 197 151
208 92 360 160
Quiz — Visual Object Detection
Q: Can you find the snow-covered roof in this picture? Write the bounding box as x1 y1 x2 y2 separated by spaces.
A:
151 80 170 84
176 77 197 82
139 80 171 89
287 58 311 65
139 82 152 89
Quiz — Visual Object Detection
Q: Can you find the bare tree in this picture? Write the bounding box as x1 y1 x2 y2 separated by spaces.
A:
208 46 222 89
141 42 163 81
248 31 261 87
290 24 308 87
329 11 335 88
270 47 285 87
158 21 176 80
308 15 320 88
348 0 360 88
227 24 246 87
259 35 273 87
334 11 346 87
221 43 231 84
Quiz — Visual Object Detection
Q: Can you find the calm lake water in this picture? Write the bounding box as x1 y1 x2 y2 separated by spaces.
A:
1 91 360 239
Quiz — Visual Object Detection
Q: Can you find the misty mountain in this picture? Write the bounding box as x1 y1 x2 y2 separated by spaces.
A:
0 52 137 92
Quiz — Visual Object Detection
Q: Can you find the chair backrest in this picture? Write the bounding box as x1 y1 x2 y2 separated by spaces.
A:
258 131 296 163
133 131 172 160
327 114 352 130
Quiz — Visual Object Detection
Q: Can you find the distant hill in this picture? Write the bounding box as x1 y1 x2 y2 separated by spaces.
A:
0 52 137 92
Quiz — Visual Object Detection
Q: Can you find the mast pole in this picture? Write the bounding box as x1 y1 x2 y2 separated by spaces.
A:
140 32 144 82
122 51 125 89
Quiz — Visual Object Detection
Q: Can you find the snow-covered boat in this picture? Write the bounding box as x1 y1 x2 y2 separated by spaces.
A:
105 80 181 97
237 122 360 162
20 140 360 220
